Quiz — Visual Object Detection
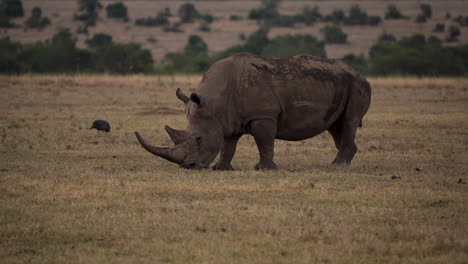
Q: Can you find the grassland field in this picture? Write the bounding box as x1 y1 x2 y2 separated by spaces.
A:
2 0 468 62
0 75 467 263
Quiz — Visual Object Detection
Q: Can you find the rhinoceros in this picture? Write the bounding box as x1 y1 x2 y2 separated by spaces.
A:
135 53 371 170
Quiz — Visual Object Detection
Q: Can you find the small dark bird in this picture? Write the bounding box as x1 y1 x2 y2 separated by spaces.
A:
91 120 110 132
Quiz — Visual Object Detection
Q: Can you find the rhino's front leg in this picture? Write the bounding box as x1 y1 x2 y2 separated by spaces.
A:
212 136 241 170
250 119 278 170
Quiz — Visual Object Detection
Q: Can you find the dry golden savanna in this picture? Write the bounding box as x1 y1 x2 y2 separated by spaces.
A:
0 75 467 263
2 0 468 62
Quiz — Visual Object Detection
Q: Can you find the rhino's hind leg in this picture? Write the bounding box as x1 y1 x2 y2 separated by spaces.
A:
250 119 278 170
212 136 241 170
328 122 358 165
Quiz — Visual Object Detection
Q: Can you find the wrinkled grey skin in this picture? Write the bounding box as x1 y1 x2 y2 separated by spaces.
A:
135 53 371 170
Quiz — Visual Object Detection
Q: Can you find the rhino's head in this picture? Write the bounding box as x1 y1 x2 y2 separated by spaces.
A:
135 89 223 169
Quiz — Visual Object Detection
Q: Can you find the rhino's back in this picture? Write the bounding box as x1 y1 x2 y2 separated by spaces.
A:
232 53 358 140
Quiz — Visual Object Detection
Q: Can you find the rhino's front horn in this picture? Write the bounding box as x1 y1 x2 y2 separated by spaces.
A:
135 131 187 164
176 88 189 104
165 125 189 145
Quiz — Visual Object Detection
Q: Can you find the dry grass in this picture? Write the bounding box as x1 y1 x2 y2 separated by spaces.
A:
1 75 468 263
2 0 468 61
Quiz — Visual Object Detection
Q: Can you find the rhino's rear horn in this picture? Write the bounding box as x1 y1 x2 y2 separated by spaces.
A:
165 125 189 145
176 88 189 104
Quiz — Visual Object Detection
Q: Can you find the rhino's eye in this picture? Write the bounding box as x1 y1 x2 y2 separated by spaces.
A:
196 136 202 145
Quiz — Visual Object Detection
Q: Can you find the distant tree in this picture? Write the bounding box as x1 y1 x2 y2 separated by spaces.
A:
378 32 396 42
447 25 461 42
261 34 326 58
135 12 169 27
75 0 102 27
85 33 112 49
1 0 24 18
384 5 408 20
248 0 280 22
420 4 432 19
106 2 128 20
342 53 367 74
184 35 207 57
321 24 347 44
294 5 321 25
415 14 427 23
343 4 381 26
25 7 51 29
323 9 345 23
178 3 199 23
229 14 243 21
433 23 445 32
453 15 468 27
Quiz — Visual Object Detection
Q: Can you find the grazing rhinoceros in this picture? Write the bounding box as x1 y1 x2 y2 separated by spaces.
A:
135 53 371 170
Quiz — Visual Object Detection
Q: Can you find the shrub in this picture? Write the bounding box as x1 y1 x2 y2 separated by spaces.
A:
323 9 345 23
342 53 367 73
427 35 441 45
106 2 128 20
261 34 325 58
218 28 270 58
321 24 347 44
433 23 445 32
0 37 23 73
378 32 396 42
135 12 169 27
178 3 199 23
25 7 51 29
229 14 243 21
200 13 214 24
162 22 183 32
294 5 321 25
0 15 14 28
344 5 368 25
199 23 210 32
368 34 466 76
95 43 153 73
420 4 432 19
184 35 207 57
415 14 426 23
447 26 461 42
85 33 112 49
384 5 408 20
1 0 24 18
453 15 468 27
75 0 102 27
248 0 280 22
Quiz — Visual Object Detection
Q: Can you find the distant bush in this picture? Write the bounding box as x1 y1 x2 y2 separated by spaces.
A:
342 53 367 73
433 23 445 32
162 22 183 32
415 14 427 23
447 25 461 42
453 15 468 27
229 14 243 21
293 5 321 25
384 5 408 20
321 24 347 44
1 0 24 18
200 14 214 24
248 0 280 22
323 9 345 23
178 3 199 23
75 0 102 27
163 34 211 73
25 7 51 29
368 34 466 76
106 2 128 20
427 35 442 45
261 34 325 58
344 5 381 26
218 28 270 58
0 15 14 28
85 33 112 49
420 4 432 19
199 23 210 32
135 13 169 27
0 30 154 74
378 32 396 42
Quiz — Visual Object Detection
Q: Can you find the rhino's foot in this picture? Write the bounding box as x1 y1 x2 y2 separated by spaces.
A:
255 161 277 170
212 162 234 171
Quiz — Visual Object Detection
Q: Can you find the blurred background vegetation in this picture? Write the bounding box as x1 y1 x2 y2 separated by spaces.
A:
1 0 468 76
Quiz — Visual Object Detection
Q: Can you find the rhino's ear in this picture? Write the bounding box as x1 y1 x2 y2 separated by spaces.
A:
190 93 203 107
